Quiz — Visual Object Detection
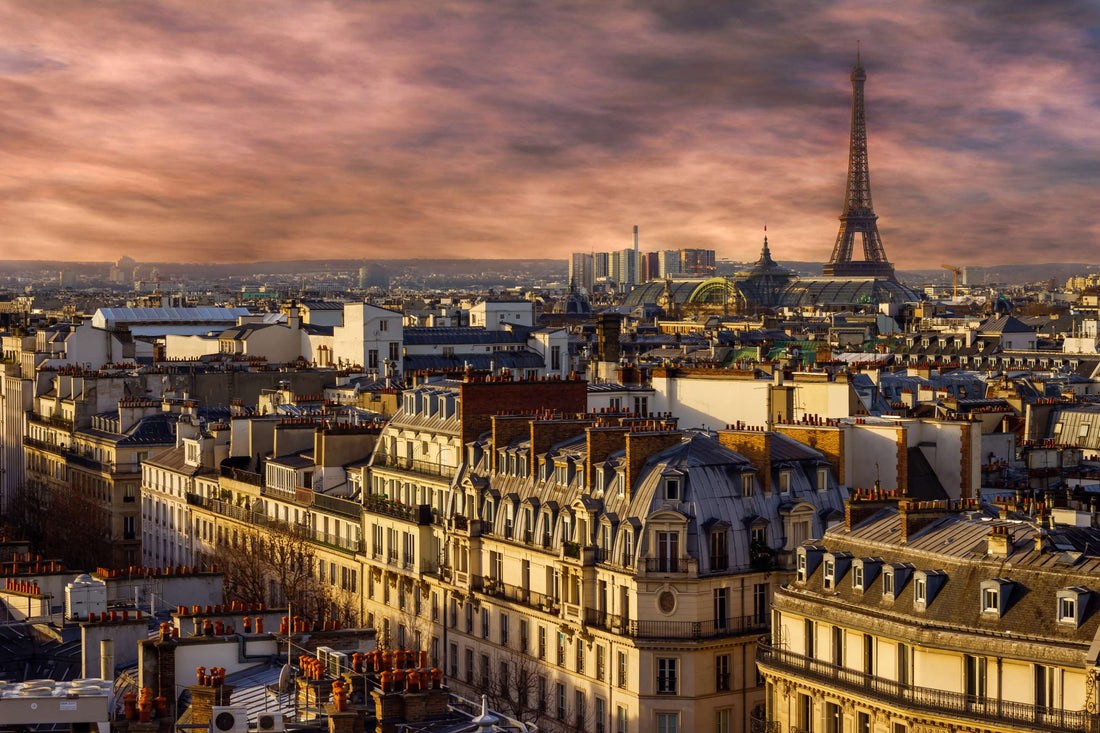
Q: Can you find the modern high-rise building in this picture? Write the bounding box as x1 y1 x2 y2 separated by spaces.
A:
569 253 596 292
679 249 716 277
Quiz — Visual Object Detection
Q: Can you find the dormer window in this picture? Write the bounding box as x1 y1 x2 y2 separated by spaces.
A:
664 477 681 501
741 473 754 497
914 577 927 603
883 573 894 596
913 570 947 609
616 472 626 498
779 471 792 493
797 553 807 582
853 565 864 589
1057 587 1088 627
817 467 829 491
980 578 1013 618
484 499 495 525
823 559 835 589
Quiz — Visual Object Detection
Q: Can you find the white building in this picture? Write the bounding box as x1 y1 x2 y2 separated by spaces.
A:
331 302 403 373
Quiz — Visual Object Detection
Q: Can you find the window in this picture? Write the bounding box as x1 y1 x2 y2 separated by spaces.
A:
883 571 895 596
982 587 999 613
449 643 457 679
634 395 648 415
538 625 547 659
596 698 606 733
831 625 844 665
817 467 829 490
1035 665 1060 708
863 634 875 674
465 648 473 682
709 530 729 571
480 654 489 688
575 690 586 728
715 710 730 733
713 588 728 629
741 473 754 496
657 713 679 733
500 613 509 646
557 633 566 666
715 653 730 691
915 577 927 603
538 676 547 714
804 619 815 657
897 643 911 686
964 655 986 698
797 694 813 731
617 651 628 688
481 608 490 639
575 641 585 673
853 564 864 589
825 701 842 733
664 477 680 500
858 712 871 733
753 583 768 624
596 644 606 681
779 470 791 493
556 683 566 721
1060 597 1076 621
657 658 678 694
656 531 680 572
797 552 807 582
617 706 628 733
823 559 836 589
621 530 634 566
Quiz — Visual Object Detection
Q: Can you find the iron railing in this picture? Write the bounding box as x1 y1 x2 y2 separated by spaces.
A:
220 465 263 487
583 609 767 639
312 492 362 518
756 639 1096 733
748 709 781 733
376 455 456 478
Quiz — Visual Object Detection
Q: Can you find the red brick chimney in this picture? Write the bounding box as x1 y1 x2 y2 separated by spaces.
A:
585 426 630 489
624 430 682 498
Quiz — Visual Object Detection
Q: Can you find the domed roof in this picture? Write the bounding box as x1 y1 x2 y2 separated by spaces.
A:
779 277 918 307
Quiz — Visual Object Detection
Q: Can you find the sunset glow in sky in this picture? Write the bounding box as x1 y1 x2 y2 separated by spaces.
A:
0 1 1098 265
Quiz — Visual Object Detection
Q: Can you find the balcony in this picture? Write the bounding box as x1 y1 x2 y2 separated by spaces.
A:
583 609 767 640
749 710 781 733
22 436 66 455
480 579 560 615
27 411 73 431
644 557 691 574
312 492 362 519
756 639 1095 733
376 455 456 479
220 465 263 487
363 494 432 524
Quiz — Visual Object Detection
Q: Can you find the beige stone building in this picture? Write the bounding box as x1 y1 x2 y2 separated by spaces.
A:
757 496 1100 733
359 377 847 733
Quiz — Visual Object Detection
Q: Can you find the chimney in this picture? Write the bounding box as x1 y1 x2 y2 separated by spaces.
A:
987 525 1010 557
585 426 630 489
529 419 594 470
844 495 898 531
100 639 114 682
716 429 773 495
898 499 950 543
490 415 534 472
624 430 682 498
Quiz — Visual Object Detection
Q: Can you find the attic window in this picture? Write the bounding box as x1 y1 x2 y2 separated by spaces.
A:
823 560 836 589
914 577 927 604
1057 587 1088 627
1054 423 1063 435
853 565 864 590
796 553 807 582
779 471 792 493
741 473 754 497
817 468 829 491
982 587 999 613
1059 597 1076 622
616 472 626 498
664 477 681 501
883 572 895 597
1080 424 1090 438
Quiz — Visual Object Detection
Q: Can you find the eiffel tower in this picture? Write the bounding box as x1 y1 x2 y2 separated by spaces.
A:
822 53 895 280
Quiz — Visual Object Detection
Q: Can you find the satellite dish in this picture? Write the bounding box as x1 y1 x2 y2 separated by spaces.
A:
277 664 291 693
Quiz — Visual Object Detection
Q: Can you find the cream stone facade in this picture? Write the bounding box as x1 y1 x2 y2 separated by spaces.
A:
756 496 1100 733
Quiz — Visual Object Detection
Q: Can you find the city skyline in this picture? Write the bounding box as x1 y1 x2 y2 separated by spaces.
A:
0 1 1097 265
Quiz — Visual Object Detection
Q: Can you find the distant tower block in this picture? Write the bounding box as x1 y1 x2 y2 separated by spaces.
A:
823 54 896 280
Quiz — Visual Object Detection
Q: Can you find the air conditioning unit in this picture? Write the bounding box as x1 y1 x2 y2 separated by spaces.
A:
316 646 348 678
256 713 285 733
210 706 248 733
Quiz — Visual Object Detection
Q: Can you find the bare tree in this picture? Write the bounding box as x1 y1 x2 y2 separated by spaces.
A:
216 523 328 619
7 482 112 570
484 646 545 726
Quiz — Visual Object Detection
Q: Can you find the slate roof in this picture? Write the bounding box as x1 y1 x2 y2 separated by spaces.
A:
403 327 528 345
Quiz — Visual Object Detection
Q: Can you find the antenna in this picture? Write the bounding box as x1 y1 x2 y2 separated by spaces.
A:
857 40 861 65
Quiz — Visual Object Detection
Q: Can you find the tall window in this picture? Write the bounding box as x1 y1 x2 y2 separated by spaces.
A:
753 583 768 624
709 530 729 571
897 643 911 686
556 683 566 721
656 531 679 572
596 698 606 733
621 530 634 566
657 658 678 694
657 713 679 733
713 588 728 630
715 653 731 692
805 619 815 657
832 626 845 665
617 651 628 688
715 710 731 733
964 655 987 699
617 706 628 733
863 634 875 674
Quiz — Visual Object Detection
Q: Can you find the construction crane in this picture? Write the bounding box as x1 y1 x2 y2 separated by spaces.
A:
941 264 960 299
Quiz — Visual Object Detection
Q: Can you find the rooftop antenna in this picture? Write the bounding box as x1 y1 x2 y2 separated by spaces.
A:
857 40 861 65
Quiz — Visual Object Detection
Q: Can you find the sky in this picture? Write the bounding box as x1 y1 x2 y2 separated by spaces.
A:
0 1 1098 267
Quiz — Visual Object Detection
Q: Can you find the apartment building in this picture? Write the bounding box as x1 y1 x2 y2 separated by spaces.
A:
757 496 1100 733
358 377 847 733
